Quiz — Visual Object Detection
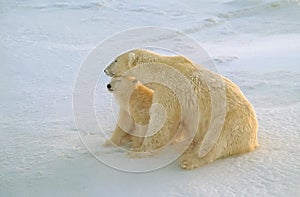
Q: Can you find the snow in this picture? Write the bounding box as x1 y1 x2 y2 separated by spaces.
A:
1 0 300 196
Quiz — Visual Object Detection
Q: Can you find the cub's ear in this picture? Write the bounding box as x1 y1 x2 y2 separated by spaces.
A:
128 52 136 64
127 76 138 84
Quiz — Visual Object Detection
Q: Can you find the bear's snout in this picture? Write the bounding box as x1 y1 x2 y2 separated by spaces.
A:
107 83 112 91
104 69 114 77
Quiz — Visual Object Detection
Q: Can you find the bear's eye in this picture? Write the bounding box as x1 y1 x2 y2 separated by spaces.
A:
114 60 118 63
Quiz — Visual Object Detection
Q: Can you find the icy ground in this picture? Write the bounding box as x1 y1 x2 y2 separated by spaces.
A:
1 0 300 196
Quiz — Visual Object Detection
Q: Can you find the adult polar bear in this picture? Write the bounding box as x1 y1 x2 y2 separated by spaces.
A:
104 49 258 169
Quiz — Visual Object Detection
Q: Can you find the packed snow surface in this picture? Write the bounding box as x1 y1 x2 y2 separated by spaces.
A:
1 0 299 196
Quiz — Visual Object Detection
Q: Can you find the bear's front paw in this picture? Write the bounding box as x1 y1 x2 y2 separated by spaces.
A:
180 154 202 170
103 139 119 147
127 150 152 159
103 140 113 147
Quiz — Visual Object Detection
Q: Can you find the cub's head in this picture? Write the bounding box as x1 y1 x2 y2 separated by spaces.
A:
106 76 138 94
104 51 136 77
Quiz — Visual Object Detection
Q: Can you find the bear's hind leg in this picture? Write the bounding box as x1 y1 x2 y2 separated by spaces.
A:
179 140 218 170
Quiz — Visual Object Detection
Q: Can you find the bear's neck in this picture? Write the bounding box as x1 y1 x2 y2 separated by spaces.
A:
114 88 135 109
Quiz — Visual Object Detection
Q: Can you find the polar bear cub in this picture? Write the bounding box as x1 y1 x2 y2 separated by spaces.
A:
106 76 153 148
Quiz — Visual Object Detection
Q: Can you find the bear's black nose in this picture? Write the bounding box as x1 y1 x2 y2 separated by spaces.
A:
107 84 111 89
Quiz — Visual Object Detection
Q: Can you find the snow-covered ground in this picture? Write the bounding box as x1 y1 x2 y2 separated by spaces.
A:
1 0 300 196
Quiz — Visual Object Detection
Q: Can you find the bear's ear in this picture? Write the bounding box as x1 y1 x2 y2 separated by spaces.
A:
128 52 136 65
132 78 138 84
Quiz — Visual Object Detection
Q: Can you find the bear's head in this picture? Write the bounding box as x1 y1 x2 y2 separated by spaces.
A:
107 76 138 94
104 51 136 77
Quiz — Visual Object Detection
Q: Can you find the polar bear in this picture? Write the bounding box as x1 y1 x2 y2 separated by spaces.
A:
104 49 258 169
106 76 153 149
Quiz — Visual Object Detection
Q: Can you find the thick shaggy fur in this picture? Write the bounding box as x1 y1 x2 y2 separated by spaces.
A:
104 49 258 169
